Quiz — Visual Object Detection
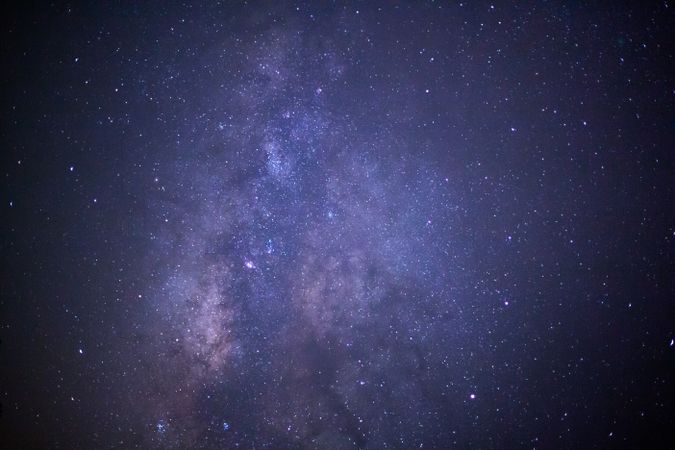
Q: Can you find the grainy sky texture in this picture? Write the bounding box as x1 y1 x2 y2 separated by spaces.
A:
1 1 674 448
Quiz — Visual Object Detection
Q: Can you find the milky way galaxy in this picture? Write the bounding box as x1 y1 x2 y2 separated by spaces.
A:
1 1 674 448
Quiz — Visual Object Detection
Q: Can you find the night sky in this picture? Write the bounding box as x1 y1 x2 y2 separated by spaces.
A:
1 1 674 448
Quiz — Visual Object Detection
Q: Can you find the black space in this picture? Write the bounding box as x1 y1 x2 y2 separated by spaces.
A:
1 1 674 448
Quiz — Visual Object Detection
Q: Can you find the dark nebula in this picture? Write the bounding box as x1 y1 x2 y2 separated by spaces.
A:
1 1 674 448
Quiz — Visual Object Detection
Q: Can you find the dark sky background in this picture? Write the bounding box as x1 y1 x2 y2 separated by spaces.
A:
1 1 674 448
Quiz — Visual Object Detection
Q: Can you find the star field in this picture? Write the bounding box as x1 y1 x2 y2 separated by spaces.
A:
1 1 674 448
